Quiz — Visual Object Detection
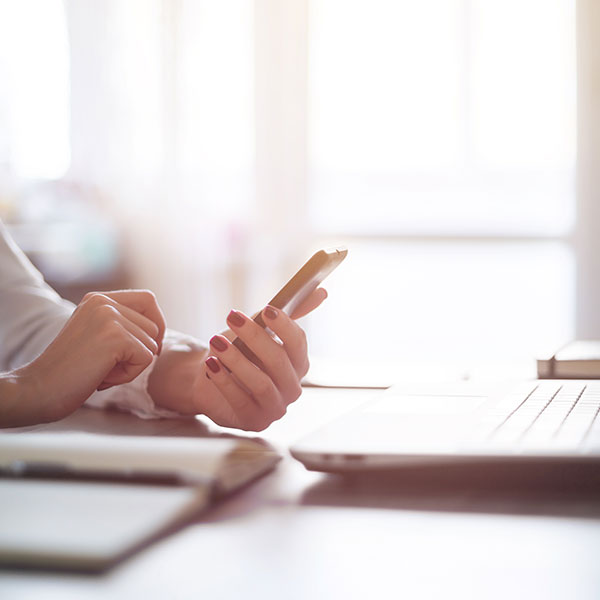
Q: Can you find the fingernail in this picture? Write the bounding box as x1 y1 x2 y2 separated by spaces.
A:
227 310 245 328
206 357 220 374
263 305 278 320
210 335 228 352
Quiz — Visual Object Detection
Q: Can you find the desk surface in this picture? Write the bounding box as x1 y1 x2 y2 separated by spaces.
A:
1 387 600 600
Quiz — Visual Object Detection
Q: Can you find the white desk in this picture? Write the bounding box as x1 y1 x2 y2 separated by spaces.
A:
1 387 599 600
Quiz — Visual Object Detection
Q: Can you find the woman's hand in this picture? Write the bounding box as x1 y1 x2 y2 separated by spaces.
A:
148 288 327 431
1 290 165 427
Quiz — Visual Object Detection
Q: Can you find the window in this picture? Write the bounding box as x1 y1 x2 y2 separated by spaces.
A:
0 0 70 179
0 0 587 363
303 0 576 363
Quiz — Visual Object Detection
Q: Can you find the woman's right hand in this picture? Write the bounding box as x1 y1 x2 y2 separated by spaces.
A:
1 290 165 427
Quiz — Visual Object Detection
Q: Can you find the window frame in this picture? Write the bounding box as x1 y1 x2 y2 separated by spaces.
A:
253 0 599 342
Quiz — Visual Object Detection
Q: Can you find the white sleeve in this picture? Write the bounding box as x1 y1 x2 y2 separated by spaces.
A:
0 221 74 371
0 221 187 420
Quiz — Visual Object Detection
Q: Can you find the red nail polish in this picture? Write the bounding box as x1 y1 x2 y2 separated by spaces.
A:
210 335 228 352
206 357 220 373
264 305 278 320
227 310 245 327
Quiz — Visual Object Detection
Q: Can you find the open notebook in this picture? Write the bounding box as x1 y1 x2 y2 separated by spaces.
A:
0 432 280 571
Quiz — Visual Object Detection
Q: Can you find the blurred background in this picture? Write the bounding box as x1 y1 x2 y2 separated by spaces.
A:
0 0 598 377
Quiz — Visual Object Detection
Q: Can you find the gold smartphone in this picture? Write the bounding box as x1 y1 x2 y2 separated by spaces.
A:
232 247 348 368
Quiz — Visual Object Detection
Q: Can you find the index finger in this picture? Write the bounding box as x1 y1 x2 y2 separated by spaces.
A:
261 305 309 377
102 290 167 351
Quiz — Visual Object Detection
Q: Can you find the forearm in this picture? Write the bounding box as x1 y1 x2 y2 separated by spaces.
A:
0 367 50 428
0 223 176 421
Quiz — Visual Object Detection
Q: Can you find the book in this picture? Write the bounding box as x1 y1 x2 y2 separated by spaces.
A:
0 432 280 571
537 340 600 379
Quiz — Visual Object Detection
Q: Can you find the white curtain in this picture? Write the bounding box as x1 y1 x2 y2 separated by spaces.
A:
64 0 257 339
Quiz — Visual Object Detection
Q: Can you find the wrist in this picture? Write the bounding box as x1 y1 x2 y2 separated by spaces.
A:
0 367 48 427
148 342 208 415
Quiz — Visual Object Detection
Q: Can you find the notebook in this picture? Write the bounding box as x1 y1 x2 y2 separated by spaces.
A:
0 432 280 571
537 340 600 379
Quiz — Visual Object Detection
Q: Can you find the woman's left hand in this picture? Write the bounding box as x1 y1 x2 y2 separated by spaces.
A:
148 288 327 430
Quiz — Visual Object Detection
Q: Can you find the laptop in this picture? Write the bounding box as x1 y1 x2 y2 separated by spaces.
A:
290 379 600 474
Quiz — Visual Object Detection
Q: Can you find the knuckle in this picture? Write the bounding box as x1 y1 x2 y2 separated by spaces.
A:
252 417 272 432
96 303 120 322
210 368 225 383
302 357 310 377
243 326 260 346
238 411 264 432
299 327 308 347
140 346 154 366
236 396 254 413
294 381 303 400
252 377 273 400
275 402 287 420
105 321 126 343
83 291 106 306
139 289 157 303
97 315 125 343
261 403 286 428
270 345 288 371
287 382 302 404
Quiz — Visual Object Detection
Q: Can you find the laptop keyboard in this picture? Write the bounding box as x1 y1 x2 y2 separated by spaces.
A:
489 381 600 450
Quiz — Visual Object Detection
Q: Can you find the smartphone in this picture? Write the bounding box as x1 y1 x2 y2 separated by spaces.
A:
232 247 348 368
